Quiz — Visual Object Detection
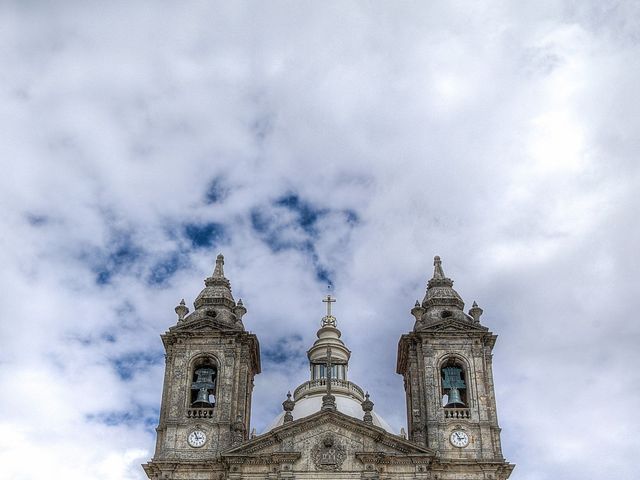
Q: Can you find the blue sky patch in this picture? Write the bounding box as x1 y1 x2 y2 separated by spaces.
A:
204 176 228 204
184 222 225 249
110 351 164 381
148 251 187 285
87 405 159 430
84 235 143 285
314 264 333 286
262 334 305 364
249 210 296 252
249 194 359 287
275 193 327 235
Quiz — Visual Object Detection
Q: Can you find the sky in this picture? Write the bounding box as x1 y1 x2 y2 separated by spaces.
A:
0 1 639 479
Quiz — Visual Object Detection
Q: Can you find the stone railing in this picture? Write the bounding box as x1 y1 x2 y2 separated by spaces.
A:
293 379 365 402
443 408 470 419
186 408 215 419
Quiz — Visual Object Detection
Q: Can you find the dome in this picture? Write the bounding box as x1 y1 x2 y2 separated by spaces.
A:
263 294 394 434
264 392 394 433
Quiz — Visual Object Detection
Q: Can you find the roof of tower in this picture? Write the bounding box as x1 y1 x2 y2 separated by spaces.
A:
194 253 236 310
422 255 465 311
171 254 248 331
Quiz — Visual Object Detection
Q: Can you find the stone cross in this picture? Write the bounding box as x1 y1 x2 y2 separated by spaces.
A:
322 295 336 316
321 295 337 327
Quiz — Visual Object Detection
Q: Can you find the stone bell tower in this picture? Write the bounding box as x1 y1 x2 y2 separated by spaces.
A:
143 254 261 480
397 256 513 478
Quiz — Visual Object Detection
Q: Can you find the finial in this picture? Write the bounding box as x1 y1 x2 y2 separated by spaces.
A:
282 391 295 422
250 427 257 438
233 297 247 321
400 427 407 439
213 253 225 277
411 300 425 322
321 294 337 327
175 298 189 322
433 255 445 279
362 391 374 423
469 301 483 322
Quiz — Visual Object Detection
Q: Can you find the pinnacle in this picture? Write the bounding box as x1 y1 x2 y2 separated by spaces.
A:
213 253 225 278
433 255 445 279
193 253 235 310
423 255 465 311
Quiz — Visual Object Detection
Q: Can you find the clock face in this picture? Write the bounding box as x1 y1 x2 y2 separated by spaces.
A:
450 430 469 448
187 430 207 448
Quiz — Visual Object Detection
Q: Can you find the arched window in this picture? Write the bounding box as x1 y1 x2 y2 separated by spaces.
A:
190 357 217 408
440 358 467 408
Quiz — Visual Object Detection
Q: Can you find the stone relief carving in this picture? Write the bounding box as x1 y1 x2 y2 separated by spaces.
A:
311 434 346 471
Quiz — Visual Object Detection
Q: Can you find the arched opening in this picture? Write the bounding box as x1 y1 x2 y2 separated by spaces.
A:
440 358 468 408
190 357 217 408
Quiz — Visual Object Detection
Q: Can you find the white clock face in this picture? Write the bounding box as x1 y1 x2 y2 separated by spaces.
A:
450 430 469 448
187 430 207 448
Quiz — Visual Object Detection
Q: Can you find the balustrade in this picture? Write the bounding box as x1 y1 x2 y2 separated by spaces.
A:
293 379 365 401
186 408 214 418
443 408 470 419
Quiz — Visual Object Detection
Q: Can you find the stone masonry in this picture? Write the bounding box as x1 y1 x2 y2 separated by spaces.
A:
143 255 514 480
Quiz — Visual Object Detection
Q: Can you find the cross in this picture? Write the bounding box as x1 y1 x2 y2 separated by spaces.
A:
322 294 336 317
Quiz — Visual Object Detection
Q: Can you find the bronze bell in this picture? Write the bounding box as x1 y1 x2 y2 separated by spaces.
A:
192 387 211 407
191 367 216 407
445 387 466 408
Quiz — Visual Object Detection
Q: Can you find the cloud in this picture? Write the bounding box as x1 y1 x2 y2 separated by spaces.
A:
1 1 639 479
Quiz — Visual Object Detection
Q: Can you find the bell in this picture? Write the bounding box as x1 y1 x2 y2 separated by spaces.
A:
191 367 216 408
194 368 215 384
192 387 213 407
444 387 466 408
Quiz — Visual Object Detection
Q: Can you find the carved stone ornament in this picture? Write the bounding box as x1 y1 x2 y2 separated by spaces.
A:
311 434 346 471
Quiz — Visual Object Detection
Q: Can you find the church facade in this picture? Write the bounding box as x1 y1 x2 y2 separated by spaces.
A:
143 255 514 479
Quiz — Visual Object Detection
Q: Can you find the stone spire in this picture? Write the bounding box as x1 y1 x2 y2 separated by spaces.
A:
194 254 235 310
422 256 465 311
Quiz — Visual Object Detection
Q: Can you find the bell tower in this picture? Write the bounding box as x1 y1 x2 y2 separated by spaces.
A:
143 254 260 480
397 256 513 478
